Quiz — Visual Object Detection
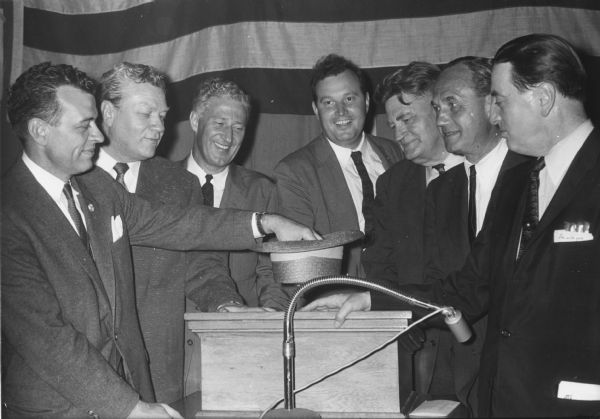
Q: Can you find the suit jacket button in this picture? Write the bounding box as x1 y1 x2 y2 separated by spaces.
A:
500 329 511 337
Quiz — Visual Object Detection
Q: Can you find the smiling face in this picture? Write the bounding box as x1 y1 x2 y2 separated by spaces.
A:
491 62 544 156
312 70 369 149
101 80 168 162
41 86 104 181
432 64 493 161
190 96 248 174
385 92 445 165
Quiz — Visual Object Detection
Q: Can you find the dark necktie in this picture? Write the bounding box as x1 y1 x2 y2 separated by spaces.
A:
517 157 546 261
350 151 375 232
113 162 129 190
63 182 89 250
432 163 445 175
468 165 477 244
202 174 214 207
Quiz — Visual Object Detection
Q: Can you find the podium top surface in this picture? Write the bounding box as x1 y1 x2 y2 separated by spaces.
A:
184 310 411 332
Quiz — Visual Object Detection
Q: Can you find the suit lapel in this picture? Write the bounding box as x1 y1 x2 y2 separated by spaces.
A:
449 168 470 250
314 136 359 230
530 130 600 247
220 166 242 208
73 178 116 318
367 134 395 170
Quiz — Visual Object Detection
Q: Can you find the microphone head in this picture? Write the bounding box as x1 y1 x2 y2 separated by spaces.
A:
443 309 472 343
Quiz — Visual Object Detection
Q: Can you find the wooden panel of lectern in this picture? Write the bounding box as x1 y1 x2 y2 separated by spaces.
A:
184 310 411 417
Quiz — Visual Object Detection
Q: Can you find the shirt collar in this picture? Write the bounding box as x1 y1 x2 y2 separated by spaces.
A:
327 132 366 164
464 138 508 173
186 153 229 184
544 119 593 186
22 152 66 202
443 153 465 171
96 148 141 186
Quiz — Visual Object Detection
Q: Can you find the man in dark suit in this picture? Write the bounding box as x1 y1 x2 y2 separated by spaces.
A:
185 77 288 310
361 62 464 405
2 62 317 418
274 54 403 276
421 56 530 414
96 63 261 403
303 34 600 417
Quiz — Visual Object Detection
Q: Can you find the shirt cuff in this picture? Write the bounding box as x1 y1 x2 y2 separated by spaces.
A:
252 212 262 238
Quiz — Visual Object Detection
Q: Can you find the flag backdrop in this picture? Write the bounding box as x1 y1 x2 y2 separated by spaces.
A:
3 0 600 176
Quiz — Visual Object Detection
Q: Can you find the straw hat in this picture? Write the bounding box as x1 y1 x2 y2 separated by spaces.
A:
255 230 364 284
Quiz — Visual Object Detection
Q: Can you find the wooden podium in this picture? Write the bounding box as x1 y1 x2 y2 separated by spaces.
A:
184 311 411 417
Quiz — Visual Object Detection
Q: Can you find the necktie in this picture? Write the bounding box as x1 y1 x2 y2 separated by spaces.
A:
468 165 477 244
113 162 129 190
517 157 546 261
350 151 375 232
63 182 89 250
432 163 445 175
202 174 214 207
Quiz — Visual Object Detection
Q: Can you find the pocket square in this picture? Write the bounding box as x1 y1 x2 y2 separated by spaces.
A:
111 215 123 243
554 229 593 242
557 380 600 401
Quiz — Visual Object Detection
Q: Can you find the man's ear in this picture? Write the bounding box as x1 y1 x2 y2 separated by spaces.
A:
311 101 320 120
536 82 556 117
101 100 116 127
484 94 493 120
27 118 49 145
364 92 370 114
189 110 199 133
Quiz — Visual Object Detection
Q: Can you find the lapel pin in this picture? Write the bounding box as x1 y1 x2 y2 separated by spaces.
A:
88 203 95 212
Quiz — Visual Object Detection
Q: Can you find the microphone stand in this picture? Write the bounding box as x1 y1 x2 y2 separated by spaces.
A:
263 275 471 418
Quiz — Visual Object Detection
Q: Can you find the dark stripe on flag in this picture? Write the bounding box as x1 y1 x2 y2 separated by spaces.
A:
24 0 600 55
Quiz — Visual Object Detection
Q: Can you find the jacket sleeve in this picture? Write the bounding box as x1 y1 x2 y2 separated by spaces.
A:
116 180 256 251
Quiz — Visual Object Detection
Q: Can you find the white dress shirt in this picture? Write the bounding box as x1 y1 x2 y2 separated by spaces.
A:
539 119 593 218
465 138 509 235
22 152 87 233
96 149 141 193
186 154 229 208
328 133 386 232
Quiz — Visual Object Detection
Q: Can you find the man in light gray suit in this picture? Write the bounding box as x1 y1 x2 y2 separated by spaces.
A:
185 77 289 310
274 54 403 277
2 62 317 418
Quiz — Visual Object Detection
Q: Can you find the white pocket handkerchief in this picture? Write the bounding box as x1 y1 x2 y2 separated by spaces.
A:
557 380 600 401
554 229 594 243
111 215 123 243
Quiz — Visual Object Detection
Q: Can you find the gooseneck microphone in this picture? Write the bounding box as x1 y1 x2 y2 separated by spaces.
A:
263 275 472 419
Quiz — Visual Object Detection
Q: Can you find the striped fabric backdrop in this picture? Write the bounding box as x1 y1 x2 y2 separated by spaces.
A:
4 0 600 175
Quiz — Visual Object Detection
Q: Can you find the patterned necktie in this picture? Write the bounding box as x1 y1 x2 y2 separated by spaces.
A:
350 151 375 232
113 162 129 190
63 182 89 250
202 174 214 207
468 165 477 245
517 157 546 261
432 163 445 175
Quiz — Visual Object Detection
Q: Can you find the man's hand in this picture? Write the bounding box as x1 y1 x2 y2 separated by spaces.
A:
301 291 371 327
128 401 183 418
261 214 321 241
